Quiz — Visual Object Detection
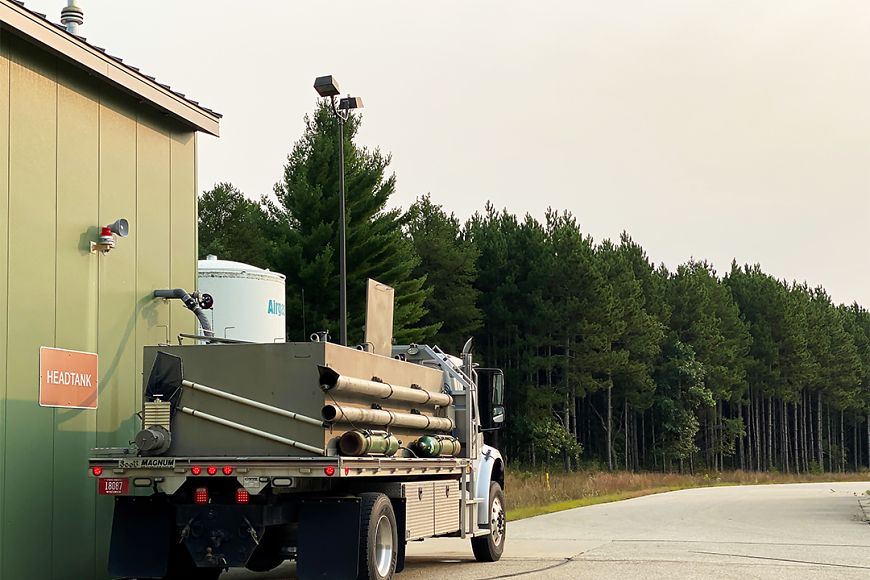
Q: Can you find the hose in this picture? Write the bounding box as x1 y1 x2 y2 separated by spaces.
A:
153 288 214 337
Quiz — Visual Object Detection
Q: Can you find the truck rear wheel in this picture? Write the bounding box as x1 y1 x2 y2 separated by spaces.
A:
358 493 398 580
471 481 505 562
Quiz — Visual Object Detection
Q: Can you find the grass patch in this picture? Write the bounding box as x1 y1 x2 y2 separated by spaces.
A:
507 486 685 520
505 469 870 521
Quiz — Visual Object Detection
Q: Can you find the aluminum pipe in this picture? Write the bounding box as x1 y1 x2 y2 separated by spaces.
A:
182 379 324 428
322 404 454 432
181 407 324 455
318 366 452 407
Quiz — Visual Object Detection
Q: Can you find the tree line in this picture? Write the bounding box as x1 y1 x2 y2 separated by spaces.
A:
200 103 870 473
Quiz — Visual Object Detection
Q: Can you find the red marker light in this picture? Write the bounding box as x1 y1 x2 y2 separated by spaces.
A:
191 466 202 476
324 466 336 477
222 466 234 476
194 487 209 504
92 466 103 477
235 488 250 504
207 466 218 476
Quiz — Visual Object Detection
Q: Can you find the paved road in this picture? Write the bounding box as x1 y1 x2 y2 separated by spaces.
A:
229 481 870 579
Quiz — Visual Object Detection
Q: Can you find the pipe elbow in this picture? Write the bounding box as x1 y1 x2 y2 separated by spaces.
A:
153 288 188 300
153 288 214 337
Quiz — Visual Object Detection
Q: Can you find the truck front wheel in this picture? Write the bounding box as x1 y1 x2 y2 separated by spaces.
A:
358 493 398 580
471 481 506 562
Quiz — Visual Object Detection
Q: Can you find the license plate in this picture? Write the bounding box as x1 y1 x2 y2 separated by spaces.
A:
117 458 176 469
99 478 129 495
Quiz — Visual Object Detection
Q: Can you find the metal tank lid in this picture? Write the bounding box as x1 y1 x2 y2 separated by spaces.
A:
198 255 286 281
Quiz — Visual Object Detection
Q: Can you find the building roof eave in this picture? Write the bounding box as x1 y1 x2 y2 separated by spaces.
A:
0 0 221 136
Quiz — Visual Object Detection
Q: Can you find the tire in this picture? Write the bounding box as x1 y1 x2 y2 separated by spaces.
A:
471 481 506 562
357 493 398 580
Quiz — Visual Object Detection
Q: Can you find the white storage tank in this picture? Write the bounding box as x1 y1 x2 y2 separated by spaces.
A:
197 255 286 342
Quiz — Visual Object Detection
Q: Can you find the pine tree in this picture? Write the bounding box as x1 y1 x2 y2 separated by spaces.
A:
405 194 481 351
198 182 272 266
596 237 663 470
269 103 436 343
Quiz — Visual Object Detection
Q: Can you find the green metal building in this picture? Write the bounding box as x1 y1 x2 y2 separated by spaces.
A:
0 2 221 577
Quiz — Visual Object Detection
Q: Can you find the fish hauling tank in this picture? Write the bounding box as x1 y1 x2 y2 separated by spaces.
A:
138 277 463 461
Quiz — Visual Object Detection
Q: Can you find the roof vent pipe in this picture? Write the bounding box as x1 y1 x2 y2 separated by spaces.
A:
60 1 84 35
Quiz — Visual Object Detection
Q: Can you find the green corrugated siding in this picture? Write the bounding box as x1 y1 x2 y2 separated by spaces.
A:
5 37 58 580
0 31 199 579
0 27 9 576
52 66 100 580
136 115 172 372
170 130 198 336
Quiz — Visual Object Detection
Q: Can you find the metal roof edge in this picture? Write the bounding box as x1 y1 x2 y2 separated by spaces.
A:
0 0 221 136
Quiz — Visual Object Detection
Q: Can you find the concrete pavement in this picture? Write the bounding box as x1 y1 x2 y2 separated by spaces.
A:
229 481 870 579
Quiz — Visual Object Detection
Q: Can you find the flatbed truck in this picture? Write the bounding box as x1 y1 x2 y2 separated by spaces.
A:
88 337 506 580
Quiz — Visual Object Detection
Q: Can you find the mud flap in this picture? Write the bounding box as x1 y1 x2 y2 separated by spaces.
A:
108 496 172 579
297 497 361 579
393 499 407 573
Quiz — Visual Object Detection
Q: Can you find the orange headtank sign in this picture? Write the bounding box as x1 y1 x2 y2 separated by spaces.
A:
39 346 98 409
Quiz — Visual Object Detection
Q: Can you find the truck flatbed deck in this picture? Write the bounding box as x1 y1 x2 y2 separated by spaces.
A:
88 452 469 480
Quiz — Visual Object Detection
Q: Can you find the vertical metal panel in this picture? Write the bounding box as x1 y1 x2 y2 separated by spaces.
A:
169 130 196 338
0 28 10 572
404 482 435 540
95 94 138 576
2 37 57 579
52 67 100 580
135 113 171 368
433 480 461 535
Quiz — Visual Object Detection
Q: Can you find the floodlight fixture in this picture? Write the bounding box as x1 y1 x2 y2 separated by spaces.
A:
314 75 341 98
338 96 364 111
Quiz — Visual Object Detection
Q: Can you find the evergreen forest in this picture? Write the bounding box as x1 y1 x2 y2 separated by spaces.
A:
199 103 870 474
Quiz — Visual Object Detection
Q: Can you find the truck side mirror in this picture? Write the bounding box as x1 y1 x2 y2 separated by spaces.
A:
477 368 506 430
490 371 505 426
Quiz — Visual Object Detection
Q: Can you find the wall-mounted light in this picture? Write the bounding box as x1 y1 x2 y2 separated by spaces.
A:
91 218 129 254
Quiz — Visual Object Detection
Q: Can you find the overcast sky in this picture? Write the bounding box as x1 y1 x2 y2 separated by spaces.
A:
27 0 870 306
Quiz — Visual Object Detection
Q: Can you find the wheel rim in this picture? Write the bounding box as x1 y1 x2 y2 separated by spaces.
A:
490 496 505 547
374 514 394 576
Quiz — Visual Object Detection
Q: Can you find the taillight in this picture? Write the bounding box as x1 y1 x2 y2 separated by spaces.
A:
194 487 209 504
91 466 103 477
207 466 218 476
324 466 336 477
235 488 250 504
191 466 202 476
222 466 234 475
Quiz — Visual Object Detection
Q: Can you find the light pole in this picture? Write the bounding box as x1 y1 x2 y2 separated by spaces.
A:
314 75 363 346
